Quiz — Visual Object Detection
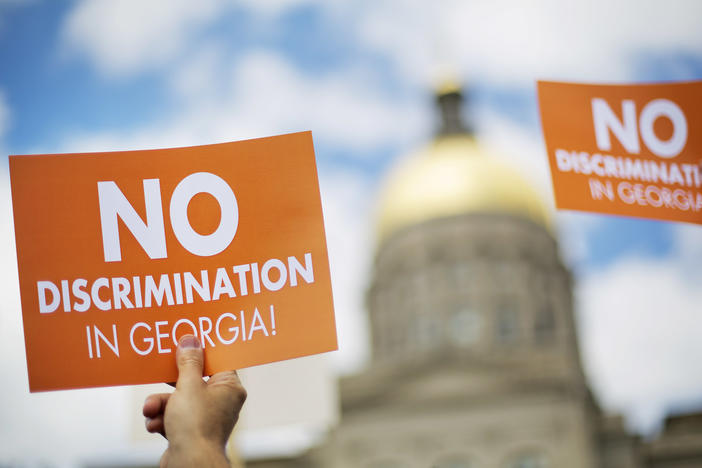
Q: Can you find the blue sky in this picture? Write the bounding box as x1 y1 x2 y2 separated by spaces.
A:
0 1 687 268
1 1 702 465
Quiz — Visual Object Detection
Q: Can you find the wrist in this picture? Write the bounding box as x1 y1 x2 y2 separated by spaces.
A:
167 437 229 468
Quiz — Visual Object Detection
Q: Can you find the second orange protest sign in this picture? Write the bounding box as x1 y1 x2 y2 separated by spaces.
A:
10 131 337 392
538 80 702 224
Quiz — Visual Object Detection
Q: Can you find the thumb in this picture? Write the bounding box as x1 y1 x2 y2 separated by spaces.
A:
175 334 204 391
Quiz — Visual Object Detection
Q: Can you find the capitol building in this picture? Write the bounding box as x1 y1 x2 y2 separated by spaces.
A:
248 86 702 468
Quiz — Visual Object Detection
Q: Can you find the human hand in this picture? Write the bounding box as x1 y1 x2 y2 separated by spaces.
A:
143 335 247 468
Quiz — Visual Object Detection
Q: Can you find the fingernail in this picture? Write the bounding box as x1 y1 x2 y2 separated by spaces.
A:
179 334 201 349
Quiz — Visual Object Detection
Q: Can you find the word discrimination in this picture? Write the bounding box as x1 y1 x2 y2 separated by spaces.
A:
555 149 702 188
37 253 314 314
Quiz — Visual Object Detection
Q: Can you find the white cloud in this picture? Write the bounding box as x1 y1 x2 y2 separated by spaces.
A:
61 49 427 155
671 222 702 275
477 110 553 201
59 0 702 83
577 229 702 434
169 41 226 102
554 211 607 268
220 51 428 152
318 167 374 373
61 0 227 76
353 0 702 85
59 0 344 78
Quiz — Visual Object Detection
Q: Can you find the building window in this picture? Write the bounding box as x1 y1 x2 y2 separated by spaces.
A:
389 315 406 354
416 315 441 350
449 306 482 347
496 303 519 344
504 452 548 468
534 306 555 344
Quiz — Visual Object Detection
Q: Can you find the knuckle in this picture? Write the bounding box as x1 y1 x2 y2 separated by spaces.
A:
236 385 247 404
177 352 203 368
219 373 247 404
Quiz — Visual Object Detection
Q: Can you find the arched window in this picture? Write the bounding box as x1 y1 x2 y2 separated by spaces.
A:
496 302 519 344
534 306 555 344
416 315 441 350
449 305 482 347
504 451 548 468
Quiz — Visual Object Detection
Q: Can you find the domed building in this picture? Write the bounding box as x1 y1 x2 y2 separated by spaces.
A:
248 87 702 468
322 86 604 468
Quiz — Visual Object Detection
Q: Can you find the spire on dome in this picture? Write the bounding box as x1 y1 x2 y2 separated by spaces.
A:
436 82 472 137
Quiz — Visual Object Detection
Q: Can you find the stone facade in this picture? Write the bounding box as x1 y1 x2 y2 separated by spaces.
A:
247 89 702 468
250 212 702 468
321 213 600 468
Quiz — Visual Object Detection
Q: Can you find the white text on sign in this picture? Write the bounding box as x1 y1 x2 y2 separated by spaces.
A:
98 172 239 262
591 98 687 158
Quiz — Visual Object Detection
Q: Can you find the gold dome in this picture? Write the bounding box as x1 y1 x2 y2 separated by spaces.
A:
376 135 551 242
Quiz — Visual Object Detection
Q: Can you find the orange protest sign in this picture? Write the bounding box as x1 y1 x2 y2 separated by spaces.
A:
537 80 702 224
9 131 337 392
